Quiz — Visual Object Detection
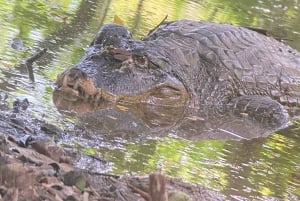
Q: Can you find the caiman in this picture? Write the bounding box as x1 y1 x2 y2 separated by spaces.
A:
53 20 300 127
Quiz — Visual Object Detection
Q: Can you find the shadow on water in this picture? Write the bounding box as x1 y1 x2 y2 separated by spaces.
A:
1 0 300 200
53 95 300 199
63 103 280 141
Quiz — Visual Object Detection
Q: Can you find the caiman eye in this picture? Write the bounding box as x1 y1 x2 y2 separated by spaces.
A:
143 85 187 107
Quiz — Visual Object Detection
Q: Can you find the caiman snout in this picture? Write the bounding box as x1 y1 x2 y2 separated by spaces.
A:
53 68 117 114
55 68 98 101
53 66 188 115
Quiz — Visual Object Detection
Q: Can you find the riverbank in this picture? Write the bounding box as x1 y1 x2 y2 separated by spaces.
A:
0 96 226 201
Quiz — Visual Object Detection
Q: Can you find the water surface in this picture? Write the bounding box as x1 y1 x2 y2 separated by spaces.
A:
0 0 300 200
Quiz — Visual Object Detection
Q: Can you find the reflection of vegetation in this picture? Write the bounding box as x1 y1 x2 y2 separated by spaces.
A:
0 0 79 51
106 0 300 49
11 0 72 39
99 137 228 189
0 0 108 128
0 0 300 200
103 130 300 199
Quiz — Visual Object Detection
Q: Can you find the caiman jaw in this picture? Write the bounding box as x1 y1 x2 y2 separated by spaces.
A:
53 68 116 106
53 68 188 114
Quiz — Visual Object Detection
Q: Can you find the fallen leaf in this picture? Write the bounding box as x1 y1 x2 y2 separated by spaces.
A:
75 176 87 192
116 104 129 111
114 15 124 25
30 141 65 162
63 170 89 192
239 112 249 117
107 115 117 120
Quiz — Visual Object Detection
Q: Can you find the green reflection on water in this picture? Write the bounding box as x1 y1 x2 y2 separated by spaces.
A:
0 0 300 200
105 138 231 189
101 128 300 199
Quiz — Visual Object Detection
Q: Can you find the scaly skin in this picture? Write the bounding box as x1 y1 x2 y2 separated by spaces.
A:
143 20 300 108
53 20 300 126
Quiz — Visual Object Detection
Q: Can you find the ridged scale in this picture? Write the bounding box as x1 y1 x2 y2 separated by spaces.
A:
144 20 300 107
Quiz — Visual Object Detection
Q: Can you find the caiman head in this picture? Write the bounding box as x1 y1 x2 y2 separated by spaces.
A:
53 23 188 115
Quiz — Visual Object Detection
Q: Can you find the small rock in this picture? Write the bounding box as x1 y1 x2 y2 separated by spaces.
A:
10 38 24 51
63 170 89 192
17 135 33 147
10 116 25 128
40 123 63 137
13 98 29 113
49 162 60 176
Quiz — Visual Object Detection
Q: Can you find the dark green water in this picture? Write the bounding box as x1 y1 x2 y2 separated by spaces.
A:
0 0 300 200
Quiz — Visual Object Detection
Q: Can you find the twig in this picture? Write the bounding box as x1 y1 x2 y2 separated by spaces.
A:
149 172 168 201
85 170 120 179
83 191 89 201
127 182 150 201
26 48 48 64
25 48 48 82
146 15 168 37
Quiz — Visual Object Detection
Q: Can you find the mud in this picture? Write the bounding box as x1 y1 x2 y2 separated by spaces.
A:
0 95 227 201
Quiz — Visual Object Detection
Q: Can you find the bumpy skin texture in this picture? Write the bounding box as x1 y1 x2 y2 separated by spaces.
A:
54 20 300 126
144 20 300 106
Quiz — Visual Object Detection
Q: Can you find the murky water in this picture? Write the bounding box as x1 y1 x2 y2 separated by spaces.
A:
1 0 300 200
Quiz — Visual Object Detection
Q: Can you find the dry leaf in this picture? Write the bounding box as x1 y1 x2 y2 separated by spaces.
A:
114 15 124 25
116 104 129 111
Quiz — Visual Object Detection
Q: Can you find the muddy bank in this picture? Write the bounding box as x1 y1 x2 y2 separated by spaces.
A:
0 96 226 201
